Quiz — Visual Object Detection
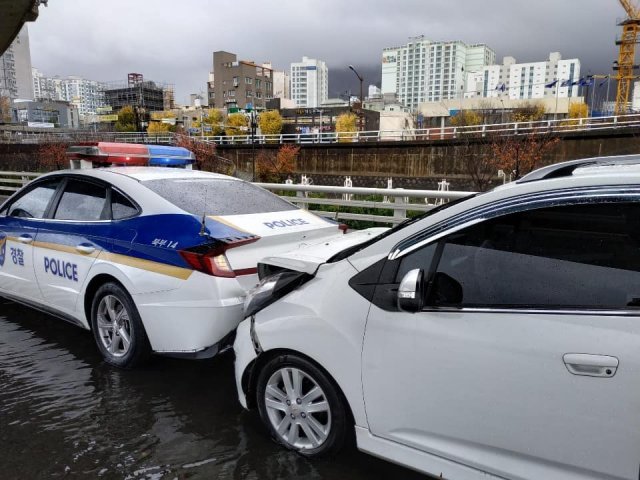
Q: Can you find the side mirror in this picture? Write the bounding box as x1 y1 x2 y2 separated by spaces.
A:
397 268 424 313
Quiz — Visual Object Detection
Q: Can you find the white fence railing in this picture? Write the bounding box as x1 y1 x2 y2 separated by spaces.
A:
0 171 42 195
1 114 639 146
255 182 474 224
0 171 474 225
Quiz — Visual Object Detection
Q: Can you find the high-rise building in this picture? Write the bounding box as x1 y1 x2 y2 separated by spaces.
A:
381 37 495 110
209 51 274 110
381 48 399 95
464 52 580 100
290 56 328 108
32 68 107 118
0 26 33 100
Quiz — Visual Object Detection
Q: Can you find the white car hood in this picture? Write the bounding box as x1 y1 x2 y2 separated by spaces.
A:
259 227 388 274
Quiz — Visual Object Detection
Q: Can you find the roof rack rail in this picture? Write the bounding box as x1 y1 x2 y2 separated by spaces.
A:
517 154 640 184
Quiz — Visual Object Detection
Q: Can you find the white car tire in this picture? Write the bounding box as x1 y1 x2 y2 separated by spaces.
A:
90 282 151 369
256 353 350 457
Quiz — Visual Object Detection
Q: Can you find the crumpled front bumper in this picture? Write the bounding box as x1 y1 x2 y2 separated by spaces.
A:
234 317 258 409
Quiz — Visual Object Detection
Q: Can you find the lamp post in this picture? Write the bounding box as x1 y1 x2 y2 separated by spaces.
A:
348 64 364 131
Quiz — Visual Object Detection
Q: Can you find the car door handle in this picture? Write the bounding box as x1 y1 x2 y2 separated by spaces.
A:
17 234 33 244
76 244 95 255
563 353 619 378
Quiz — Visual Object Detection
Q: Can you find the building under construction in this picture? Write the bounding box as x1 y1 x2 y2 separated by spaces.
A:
104 73 174 112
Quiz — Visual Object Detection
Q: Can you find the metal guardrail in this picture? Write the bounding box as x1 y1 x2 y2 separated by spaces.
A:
1 114 639 146
256 182 475 224
0 171 474 225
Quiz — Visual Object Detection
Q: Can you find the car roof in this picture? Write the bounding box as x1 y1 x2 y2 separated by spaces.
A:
33 167 243 217
40 167 237 183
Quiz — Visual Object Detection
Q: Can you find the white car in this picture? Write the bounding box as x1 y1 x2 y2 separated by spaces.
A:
0 167 342 367
236 156 640 480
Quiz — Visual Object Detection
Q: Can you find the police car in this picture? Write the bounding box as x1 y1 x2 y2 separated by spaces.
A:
0 162 343 368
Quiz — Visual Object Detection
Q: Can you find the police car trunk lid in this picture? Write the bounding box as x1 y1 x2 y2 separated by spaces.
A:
212 209 340 272
257 227 388 275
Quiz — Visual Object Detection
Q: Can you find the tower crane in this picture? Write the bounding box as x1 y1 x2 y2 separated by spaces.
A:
615 0 640 114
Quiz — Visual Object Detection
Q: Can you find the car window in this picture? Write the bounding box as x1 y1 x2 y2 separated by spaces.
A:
54 179 108 221
112 190 138 220
429 202 640 310
6 179 61 219
395 242 437 281
141 178 296 216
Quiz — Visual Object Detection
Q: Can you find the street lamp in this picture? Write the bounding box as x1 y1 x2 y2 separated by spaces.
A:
348 64 364 131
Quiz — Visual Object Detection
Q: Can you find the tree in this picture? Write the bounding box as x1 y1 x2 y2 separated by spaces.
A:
258 110 283 137
115 105 136 132
173 134 235 174
0 95 11 123
192 109 225 135
335 112 357 142
226 113 248 136
37 142 69 171
256 144 298 182
563 102 589 126
511 102 546 123
450 110 482 127
489 132 559 179
147 121 172 134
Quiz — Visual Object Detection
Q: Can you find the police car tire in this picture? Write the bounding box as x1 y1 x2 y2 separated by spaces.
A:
256 353 349 458
90 282 151 369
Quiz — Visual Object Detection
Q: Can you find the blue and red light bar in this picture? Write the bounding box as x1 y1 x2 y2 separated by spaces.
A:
66 142 196 168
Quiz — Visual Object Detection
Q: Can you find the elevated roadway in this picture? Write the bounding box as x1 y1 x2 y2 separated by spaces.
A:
0 0 44 55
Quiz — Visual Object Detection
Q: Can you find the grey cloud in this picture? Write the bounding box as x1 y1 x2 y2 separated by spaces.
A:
29 0 620 103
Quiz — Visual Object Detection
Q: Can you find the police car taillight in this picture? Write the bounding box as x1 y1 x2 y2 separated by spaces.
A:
180 250 235 278
179 237 259 278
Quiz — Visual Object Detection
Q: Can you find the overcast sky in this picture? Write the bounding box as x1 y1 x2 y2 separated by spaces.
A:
29 0 620 104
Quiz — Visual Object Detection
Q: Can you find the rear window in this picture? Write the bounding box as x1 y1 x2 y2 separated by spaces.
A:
141 178 297 216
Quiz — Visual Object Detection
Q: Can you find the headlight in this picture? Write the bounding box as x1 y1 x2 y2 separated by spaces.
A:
243 270 312 318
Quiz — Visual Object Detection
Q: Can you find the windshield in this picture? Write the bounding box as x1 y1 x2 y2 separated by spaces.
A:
328 193 478 262
142 178 297 216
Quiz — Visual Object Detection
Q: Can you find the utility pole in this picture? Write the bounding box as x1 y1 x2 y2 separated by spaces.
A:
349 65 364 132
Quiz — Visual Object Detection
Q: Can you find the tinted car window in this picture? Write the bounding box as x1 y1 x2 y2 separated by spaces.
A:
430 202 640 310
396 243 437 281
7 179 60 218
142 178 296 216
112 190 138 220
54 179 108 221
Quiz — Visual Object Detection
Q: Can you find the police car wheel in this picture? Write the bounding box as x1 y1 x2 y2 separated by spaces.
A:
90 282 151 369
256 353 349 457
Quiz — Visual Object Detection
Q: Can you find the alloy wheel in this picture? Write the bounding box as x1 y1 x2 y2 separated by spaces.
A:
264 367 332 449
96 294 132 358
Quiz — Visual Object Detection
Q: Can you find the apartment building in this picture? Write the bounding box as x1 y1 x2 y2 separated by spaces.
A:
381 37 495 110
465 52 581 100
209 51 273 110
290 56 328 108
0 26 33 100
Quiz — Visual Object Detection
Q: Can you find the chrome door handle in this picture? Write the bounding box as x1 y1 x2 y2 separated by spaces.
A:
563 353 619 378
76 244 95 255
17 234 33 244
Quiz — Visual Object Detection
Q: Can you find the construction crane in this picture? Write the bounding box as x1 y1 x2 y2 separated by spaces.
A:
615 0 640 114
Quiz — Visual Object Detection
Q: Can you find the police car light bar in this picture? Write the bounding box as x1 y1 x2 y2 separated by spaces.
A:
66 142 196 169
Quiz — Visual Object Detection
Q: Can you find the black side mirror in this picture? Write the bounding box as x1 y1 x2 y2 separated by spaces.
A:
397 269 424 313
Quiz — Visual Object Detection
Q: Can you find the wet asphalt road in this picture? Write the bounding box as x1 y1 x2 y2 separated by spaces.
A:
0 299 428 480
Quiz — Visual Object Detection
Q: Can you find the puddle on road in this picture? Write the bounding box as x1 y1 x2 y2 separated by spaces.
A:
0 301 426 479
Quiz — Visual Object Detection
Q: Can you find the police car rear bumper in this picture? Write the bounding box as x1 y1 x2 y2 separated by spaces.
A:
134 296 245 355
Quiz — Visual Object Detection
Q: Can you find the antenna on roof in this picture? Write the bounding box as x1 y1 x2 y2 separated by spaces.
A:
199 183 209 236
